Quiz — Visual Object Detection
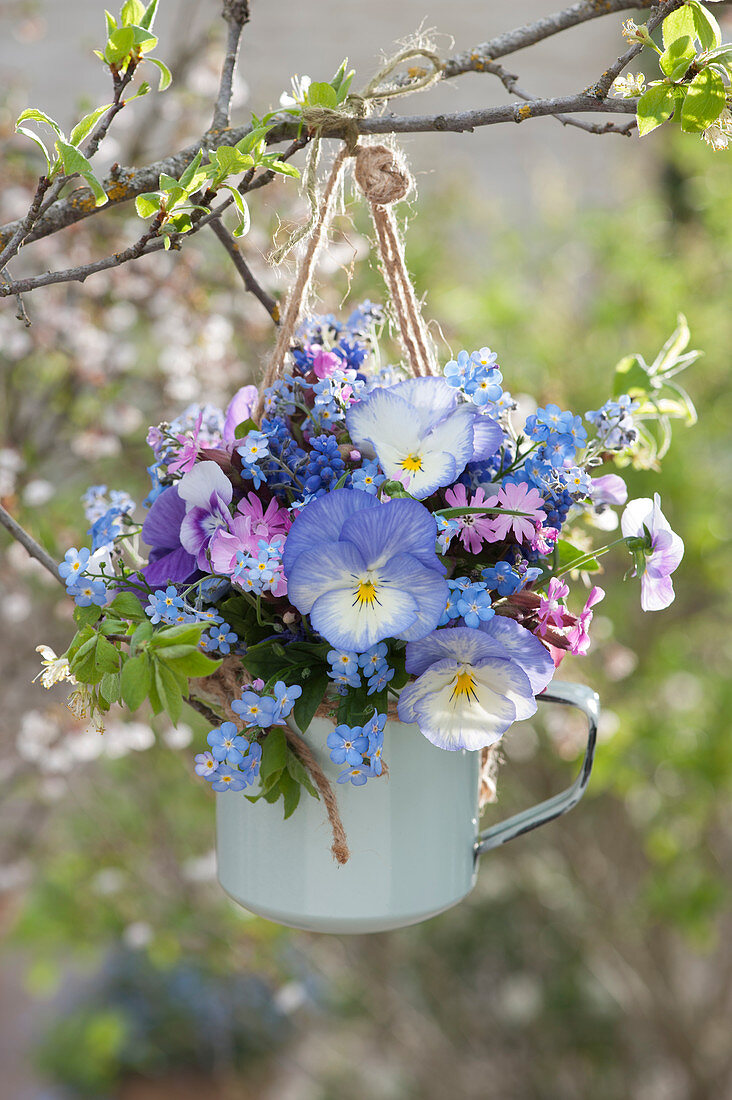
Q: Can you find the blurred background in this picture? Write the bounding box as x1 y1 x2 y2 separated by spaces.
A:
1 1 731 1098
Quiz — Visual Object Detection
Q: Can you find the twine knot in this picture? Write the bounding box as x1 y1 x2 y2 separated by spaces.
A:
354 144 413 206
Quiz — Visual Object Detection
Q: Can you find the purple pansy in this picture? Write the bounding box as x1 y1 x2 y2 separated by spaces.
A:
140 486 197 587
178 461 234 569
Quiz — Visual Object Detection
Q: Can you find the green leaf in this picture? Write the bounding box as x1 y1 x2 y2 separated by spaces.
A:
70 632 120 684
556 539 600 573
652 313 690 375
16 107 63 137
73 604 103 628
260 726 288 783
97 618 126 636
149 623 205 648
55 141 108 205
104 26 135 64
161 650 222 677
265 159 300 179
286 751 319 800
690 1 721 50
105 10 118 35
307 81 337 108
659 35 696 80
95 635 122 673
99 671 121 706
134 192 160 219
178 149 205 190
147 56 172 91
130 25 158 53
69 103 113 147
211 145 254 175
121 0 146 26
292 670 330 733
140 0 159 30
234 417 258 438
221 185 250 238
15 125 52 169
235 126 271 154
636 84 678 137
280 771 301 819
130 622 154 650
154 660 183 724
662 5 697 48
108 592 146 621
681 66 726 131
704 45 732 73
120 654 151 709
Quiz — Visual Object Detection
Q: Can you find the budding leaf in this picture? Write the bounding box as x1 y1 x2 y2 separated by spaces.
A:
135 191 161 217
69 103 113 147
681 66 726 131
178 148 204 190
690 0 721 50
140 0 159 31
121 0 146 25
221 185 251 237
147 56 172 91
56 141 108 205
105 26 135 64
307 81 338 108
662 5 697 49
636 84 677 136
659 34 696 80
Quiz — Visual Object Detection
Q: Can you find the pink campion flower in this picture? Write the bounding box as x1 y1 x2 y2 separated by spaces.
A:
236 492 291 542
566 586 605 655
531 522 559 555
443 484 500 553
536 577 570 637
486 482 547 543
311 347 341 379
621 493 684 611
167 411 203 476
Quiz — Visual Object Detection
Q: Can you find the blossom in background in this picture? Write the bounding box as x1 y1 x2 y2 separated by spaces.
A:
702 107 732 152
486 482 547 543
399 628 537 751
621 494 684 611
567 586 605 655
443 483 499 553
285 491 448 652
536 578 571 636
346 377 502 499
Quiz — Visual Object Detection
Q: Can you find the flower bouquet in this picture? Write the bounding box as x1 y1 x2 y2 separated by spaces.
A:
39 295 694 932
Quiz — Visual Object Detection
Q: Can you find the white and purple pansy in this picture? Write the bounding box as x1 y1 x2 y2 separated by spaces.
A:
284 489 448 652
140 486 197 587
345 377 502 500
621 493 684 611
177 460 234 570
398 623 551 751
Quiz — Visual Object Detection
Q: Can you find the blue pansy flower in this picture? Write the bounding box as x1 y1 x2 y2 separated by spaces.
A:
345 377 502 499
284 490 449 652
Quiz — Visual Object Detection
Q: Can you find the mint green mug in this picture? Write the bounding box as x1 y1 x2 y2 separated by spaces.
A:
216 681 599 934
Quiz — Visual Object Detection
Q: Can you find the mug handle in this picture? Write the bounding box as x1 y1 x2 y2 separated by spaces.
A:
475 680 600 857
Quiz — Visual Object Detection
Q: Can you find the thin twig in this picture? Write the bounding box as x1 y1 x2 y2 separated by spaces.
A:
0 503 60 581
443 0 660 77
211 0 250 131
0 176 50 269
589 0 685 98
0 266 31 324
83 61 138 162
208 217 279 322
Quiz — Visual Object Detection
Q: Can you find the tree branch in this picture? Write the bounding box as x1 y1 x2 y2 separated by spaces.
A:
211 0 250 131
442 0 658 77
208 217 279 322
0 175 50 269
0 503 61 581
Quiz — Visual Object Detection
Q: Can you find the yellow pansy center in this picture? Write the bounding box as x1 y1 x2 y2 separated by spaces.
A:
400 453 424 473
451 666 479 704
353 577 379 608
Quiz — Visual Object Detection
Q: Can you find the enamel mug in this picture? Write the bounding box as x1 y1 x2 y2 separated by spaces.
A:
216 681 599 934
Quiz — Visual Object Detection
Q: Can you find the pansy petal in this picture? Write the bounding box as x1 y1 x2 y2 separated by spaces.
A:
375 442 458 500
309 575 418 652
401 656 519 751
223 385 258 442
286 540 366 615
404 626 496 676
340 499 446 574
641 571 675 611
375 553 448 640
141 486 185 551
282 488 379 576
477 616 555 693
422 402 476 476
390 377 457 430
177 461 233 509
142 546 197 587
346 388 422 457
470 413 503 461
474 656 535 721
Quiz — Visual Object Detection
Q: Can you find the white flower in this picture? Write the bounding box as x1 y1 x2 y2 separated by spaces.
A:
611 72 645 99
34 645 76 689
622 19 647 43
280 74 311 108
702 108 732 151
